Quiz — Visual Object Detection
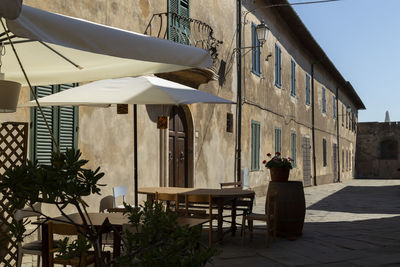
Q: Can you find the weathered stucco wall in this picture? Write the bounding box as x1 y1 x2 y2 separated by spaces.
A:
356 122 400 179
239 0 358 192
1 0 363 218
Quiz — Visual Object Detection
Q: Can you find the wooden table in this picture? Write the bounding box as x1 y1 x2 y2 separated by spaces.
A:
138 187 255 243
41 212 207 267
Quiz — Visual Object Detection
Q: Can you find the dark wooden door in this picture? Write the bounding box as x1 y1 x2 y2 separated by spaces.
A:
169 106 188 187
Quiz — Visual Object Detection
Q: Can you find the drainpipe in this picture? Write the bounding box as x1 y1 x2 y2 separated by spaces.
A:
336 87 341 182
236 0 243 182
311 63 317 186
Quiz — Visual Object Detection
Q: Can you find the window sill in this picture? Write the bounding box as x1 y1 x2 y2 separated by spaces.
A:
252 70 261 77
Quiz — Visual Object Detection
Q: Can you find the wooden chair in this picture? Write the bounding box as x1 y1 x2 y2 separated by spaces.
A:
47 221 96 267
113 185 127 208
184 194 216 247
220 181 254 227
15 203 42 267
241 193 278 247
155 192 179 211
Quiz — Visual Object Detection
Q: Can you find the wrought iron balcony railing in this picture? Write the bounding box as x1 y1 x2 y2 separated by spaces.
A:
144 12 222 63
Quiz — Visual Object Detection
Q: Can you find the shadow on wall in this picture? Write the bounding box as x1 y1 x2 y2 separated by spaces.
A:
308 185 400 214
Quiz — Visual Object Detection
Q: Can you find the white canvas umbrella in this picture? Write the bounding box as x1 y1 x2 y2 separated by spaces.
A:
22 76 233 107
22 76 233 205
1 5 212 86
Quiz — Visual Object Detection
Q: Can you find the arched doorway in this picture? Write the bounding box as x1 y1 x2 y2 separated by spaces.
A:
169 106 190 187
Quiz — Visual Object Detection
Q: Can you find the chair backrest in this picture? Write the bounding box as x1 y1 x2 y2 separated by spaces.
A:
99 195 115 213
47 221 85 266
14 202 42 221
155 192 179 211
185 194 212 216
113 186 127 207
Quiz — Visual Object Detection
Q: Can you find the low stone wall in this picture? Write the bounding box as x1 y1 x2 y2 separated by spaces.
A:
356 122 400 179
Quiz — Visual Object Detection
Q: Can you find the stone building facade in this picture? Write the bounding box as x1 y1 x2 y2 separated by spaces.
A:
356 122 400 179
0 0 365 210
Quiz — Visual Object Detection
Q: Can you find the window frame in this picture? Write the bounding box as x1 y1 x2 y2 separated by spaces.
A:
291 131 296 168
251 120 261 171
274 44 282 88
305 73 311 106
290 59 296 97
251 23 261 76
322 87 326 114
322 138 327 167
274 127 282 154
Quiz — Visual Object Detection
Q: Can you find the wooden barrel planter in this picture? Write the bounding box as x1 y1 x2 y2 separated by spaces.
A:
267 181 306 238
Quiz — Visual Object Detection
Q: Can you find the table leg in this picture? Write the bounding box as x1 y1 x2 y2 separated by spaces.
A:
231 198 237 236
217 200 223 242
113 229 121 267
41 223 49 267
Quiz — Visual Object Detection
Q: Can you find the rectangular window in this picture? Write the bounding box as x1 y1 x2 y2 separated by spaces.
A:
168 0 190 45
291 131 296 168
291 59 296 97
332 95 336 119
251 23 261 76
274 127 281 154
251 121 260 171
322 87 326 114
30 84 79 165
274 44 282 88
322 138 327 167
346 108 348 129
305 74 310 106
342 104 344 126
342 149 344 171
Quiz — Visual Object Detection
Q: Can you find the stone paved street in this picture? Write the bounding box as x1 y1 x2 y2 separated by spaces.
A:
211 179 400 266
21 179 400 266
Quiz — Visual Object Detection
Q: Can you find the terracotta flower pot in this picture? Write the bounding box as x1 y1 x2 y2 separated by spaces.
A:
269 167 290 182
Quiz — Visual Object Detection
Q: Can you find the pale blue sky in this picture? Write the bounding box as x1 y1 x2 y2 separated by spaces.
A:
288 0 400 122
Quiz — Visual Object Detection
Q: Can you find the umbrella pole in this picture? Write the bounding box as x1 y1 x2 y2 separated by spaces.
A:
134 104 138 207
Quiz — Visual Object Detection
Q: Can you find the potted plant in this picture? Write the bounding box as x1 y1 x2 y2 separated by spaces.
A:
263 152 293 182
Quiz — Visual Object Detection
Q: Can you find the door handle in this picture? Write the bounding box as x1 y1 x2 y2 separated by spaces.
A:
179 151 185 161
169 151 173 161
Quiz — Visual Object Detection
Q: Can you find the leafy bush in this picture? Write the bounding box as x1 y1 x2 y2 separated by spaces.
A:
117 201 218 266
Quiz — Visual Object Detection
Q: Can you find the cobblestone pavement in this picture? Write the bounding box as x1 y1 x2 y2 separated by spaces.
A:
211 179 400 266
21 179 400 266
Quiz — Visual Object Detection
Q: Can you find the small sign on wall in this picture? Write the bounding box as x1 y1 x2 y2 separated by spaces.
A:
157 116 168 129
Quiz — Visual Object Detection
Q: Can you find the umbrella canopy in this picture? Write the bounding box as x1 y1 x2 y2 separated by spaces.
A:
22 76 233 107
1 5 212 86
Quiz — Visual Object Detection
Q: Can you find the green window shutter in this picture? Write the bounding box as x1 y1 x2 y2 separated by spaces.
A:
322 87 326 113
58 84 79 152
323 138 327 166
275 44 281 88
30 84 79 165
31 85 55 165
306 74 310 105
251 24 261 75
291 131 296 168
291 59 296 96
168 0 190 45
251 121 260 171
275 127 281 154
333 96 336 119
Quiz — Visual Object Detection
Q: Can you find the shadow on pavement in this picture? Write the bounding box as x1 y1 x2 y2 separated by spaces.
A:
308 185 400 214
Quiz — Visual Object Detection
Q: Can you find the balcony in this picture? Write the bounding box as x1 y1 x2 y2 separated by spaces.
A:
144 12 222 88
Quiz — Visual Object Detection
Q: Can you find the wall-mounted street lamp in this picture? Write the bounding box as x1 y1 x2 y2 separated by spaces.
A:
255 20 269 46
234 20 269 53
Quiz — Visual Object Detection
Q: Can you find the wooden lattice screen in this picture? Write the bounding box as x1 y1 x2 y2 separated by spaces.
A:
0 122 29 266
